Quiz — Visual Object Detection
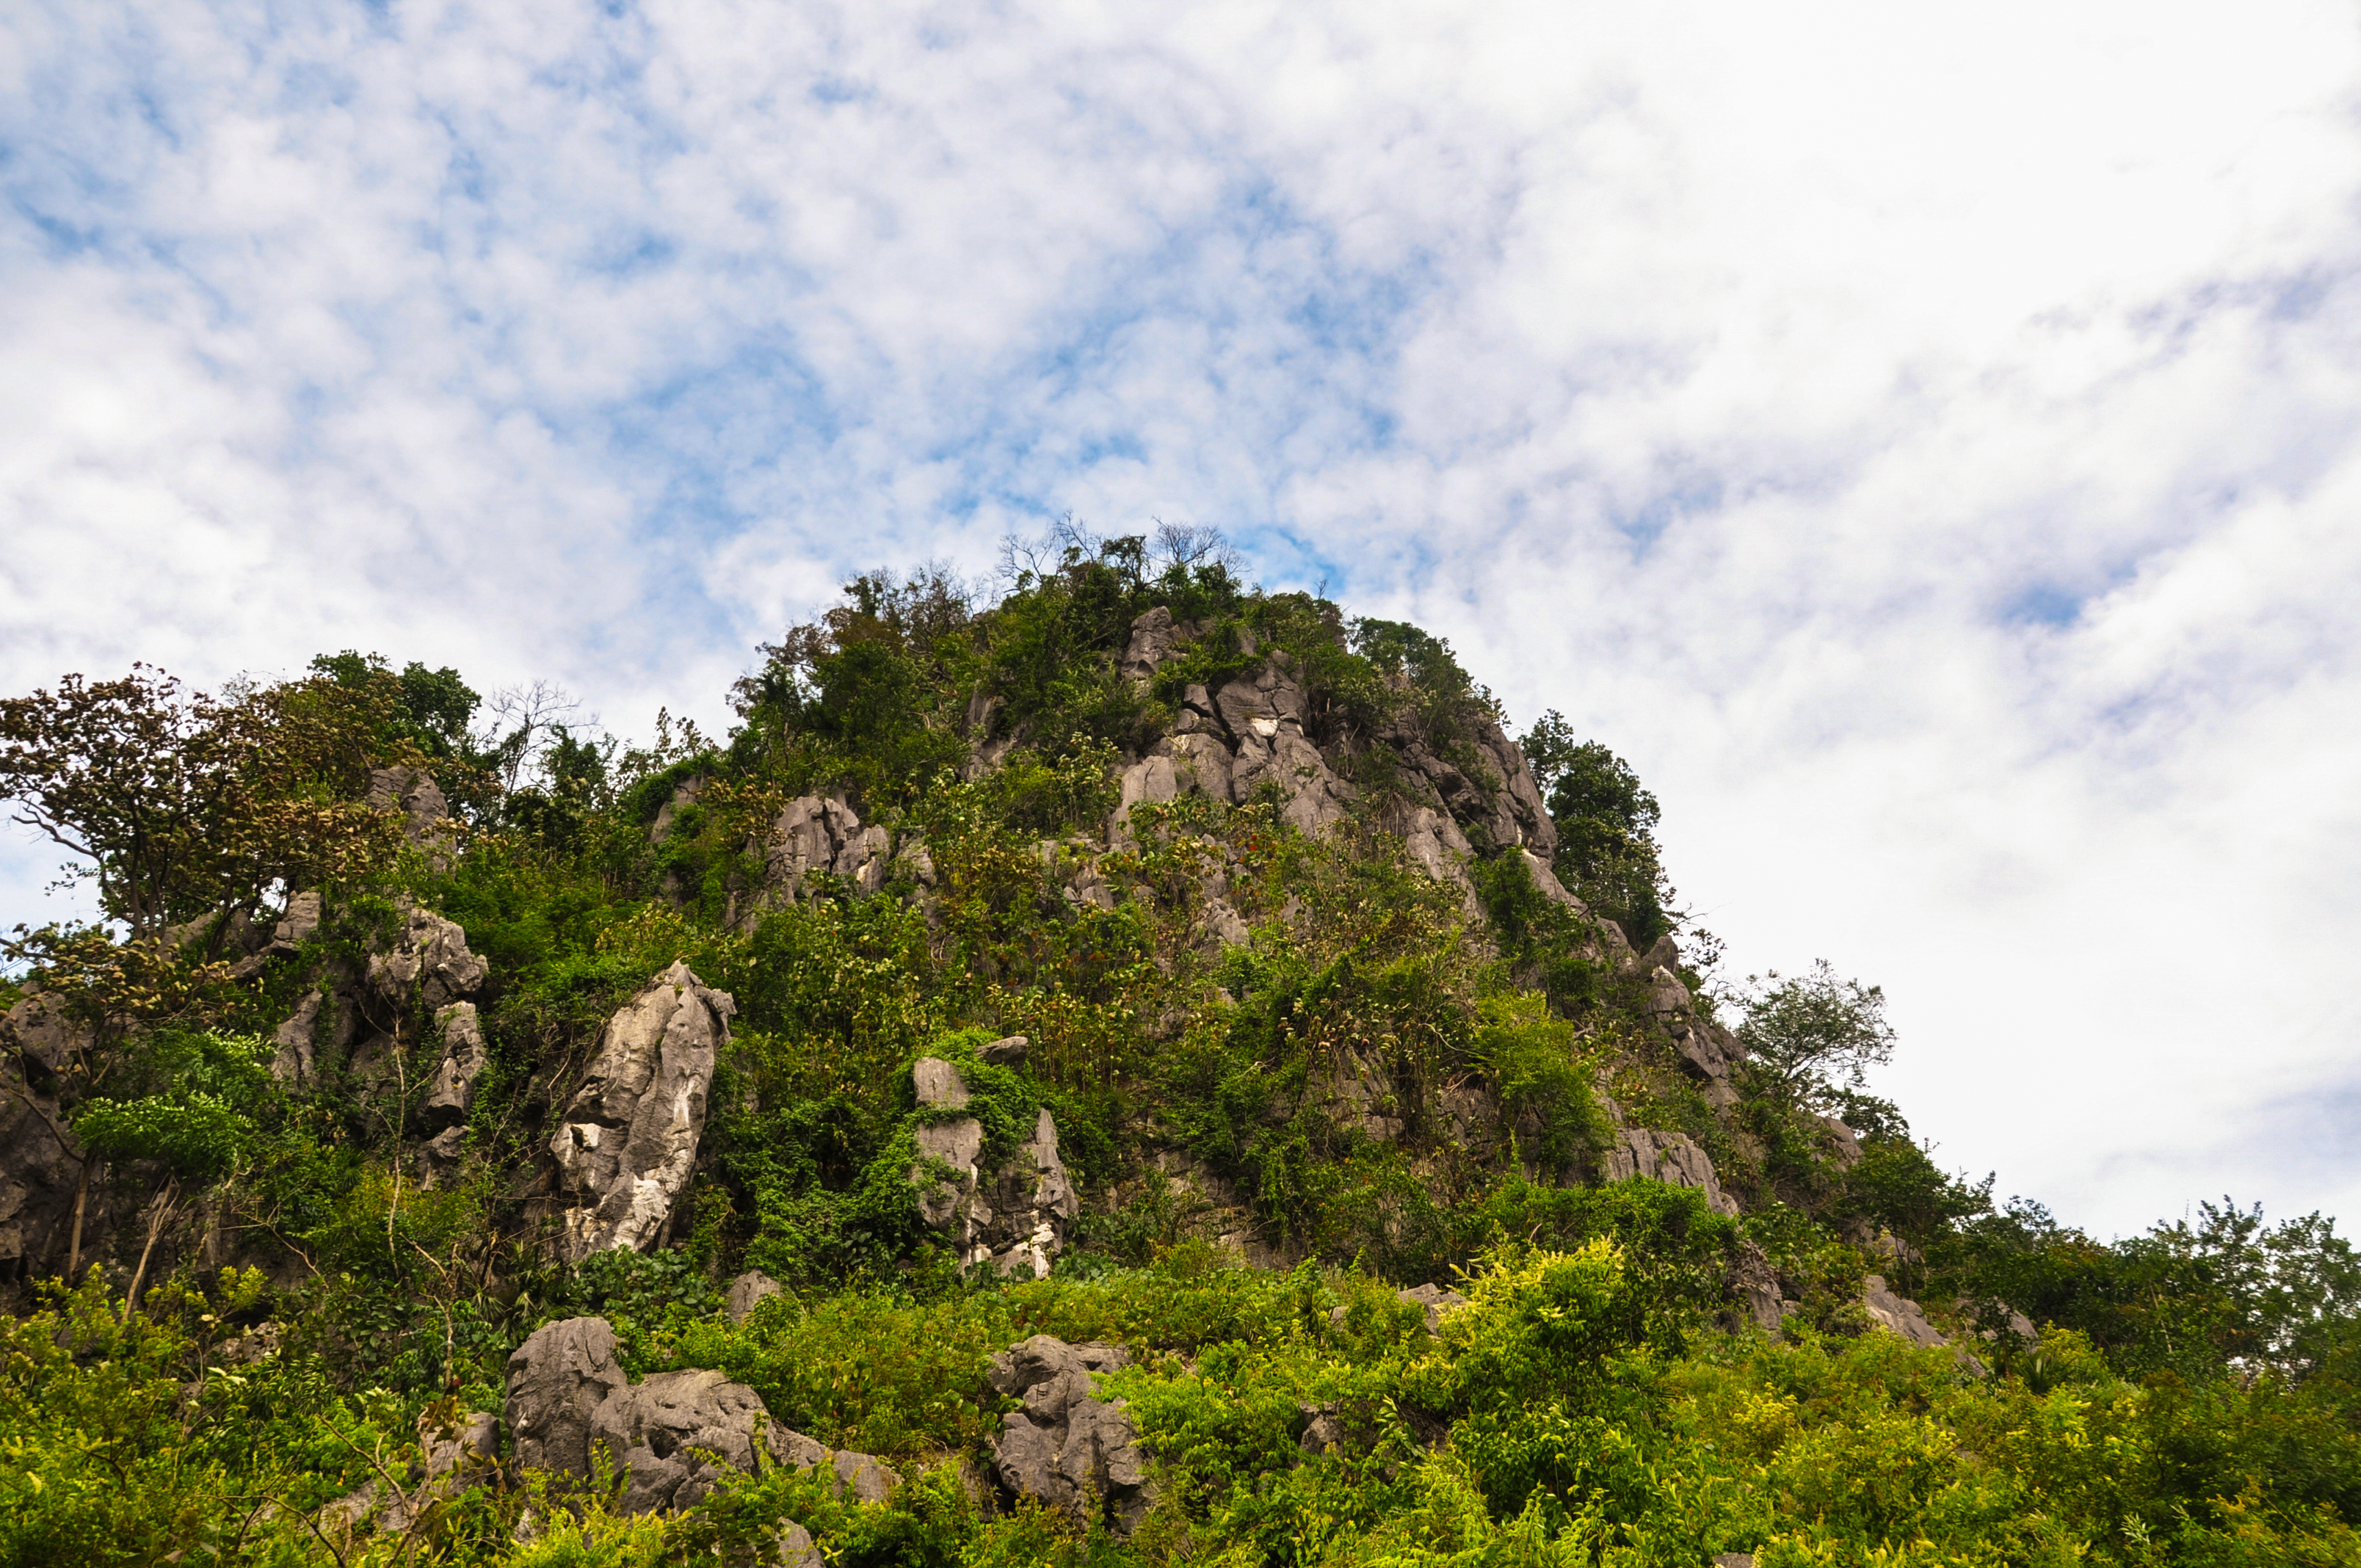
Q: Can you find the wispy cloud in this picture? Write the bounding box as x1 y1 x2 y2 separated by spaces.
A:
5 0 2359 1235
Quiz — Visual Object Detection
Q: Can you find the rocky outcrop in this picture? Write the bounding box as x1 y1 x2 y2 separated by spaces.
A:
0 993 93 1276
757 796 891 911
987 1335 1153 1536
1313 1047 1402 1143
908 1058 1078 1277
1597 1089 1741 1216
417 1002 489 1177
1862 1275 1950 1350
549 963 735 1262
269 899 490 1086
648 776 708 843
504 1316 896 1515
1600 1123 1741 1217
370 765 457 869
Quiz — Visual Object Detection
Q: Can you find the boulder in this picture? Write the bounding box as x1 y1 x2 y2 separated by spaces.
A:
506 1315 898 1516
987 1336 1152 1535
1398 1282 1468 1333
724 1270 783 1324
592 1370 801 1514
505 1317 631 1478
549 963 736 1262
908 1060 1079 1277
978 1034 1029 1066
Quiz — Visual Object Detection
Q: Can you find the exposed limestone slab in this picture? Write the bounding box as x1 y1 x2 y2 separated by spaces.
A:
550 962 735 1262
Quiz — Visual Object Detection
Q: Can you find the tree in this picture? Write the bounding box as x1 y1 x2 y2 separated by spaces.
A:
1727 959 1897 1111
1518 712 1672 945
0 667 404 939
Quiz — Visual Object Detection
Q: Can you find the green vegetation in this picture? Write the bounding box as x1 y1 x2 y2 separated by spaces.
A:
2 534 2355 1565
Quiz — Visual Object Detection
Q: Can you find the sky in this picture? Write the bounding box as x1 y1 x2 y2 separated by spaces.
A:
4 0 2359 1239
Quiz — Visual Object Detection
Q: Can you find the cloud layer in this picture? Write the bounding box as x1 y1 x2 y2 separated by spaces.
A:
6 0 2359 1235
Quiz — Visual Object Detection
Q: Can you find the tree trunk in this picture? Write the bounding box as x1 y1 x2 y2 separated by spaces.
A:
66 1159 90 1282
123 1176 179 1324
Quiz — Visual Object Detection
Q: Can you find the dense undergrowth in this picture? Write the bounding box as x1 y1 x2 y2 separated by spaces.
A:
4 531 2358 1565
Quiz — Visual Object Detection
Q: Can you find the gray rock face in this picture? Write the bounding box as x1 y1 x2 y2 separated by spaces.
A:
550 963 736 1262
725 1270 783 1324
978 1034 1029 1066
1120 606 1189 687
648 776 708 843
987 1335 1152 1535
1602 1124 1741 1217
269 988 336 1084
907 1059 1079 1277
505 1315 897 1515
592 1370 799 1514
1315 1048 1402 1143
417 1001 489 1179
1816 1115 1865 1167
271 890 324 953
758 796 891 910
370 766 456 868
1862 1275 1950 1349
0 997 87 1271
420 1002 488 1132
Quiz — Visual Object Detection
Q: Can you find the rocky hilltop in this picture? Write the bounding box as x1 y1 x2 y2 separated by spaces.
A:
1 538 2354 1565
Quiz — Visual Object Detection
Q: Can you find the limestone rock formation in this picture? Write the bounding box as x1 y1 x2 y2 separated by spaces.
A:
269 898 489 1086
987 1335 1153 1535
724 1269 783 1324
1861 1274 1951 1350
1596 1086 1741 1216
370 765 457 868
908 1058 1078 1277
367 904 489 1012
758 795 891 911
417 1001 489 1176
549 963 735 1262
505 1316 897 1516
505 1316 631 1478
0 992 93 1274
1601 1123 1741 1217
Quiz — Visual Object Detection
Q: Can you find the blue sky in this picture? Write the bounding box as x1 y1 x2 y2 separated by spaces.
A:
5 0 2360 1237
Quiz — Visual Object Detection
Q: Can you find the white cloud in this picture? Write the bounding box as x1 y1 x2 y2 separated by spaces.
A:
4 0 2359 1235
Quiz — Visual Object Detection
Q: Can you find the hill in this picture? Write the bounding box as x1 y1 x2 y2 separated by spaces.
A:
3 531 2357 1566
